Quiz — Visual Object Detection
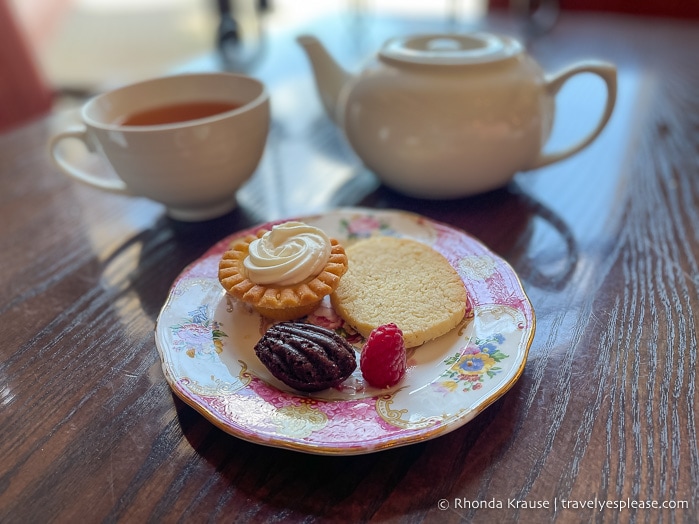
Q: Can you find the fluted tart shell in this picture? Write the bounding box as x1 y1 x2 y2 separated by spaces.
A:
218 229 349 321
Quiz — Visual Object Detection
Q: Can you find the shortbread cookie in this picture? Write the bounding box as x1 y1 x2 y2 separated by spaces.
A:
330 236 466 348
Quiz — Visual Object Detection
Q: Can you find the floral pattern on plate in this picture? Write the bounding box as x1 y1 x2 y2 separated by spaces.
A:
155 208 535 455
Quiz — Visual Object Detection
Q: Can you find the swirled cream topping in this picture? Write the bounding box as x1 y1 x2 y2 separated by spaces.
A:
243 221 331 286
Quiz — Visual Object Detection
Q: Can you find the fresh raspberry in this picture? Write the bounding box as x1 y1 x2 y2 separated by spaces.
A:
360 323 407 388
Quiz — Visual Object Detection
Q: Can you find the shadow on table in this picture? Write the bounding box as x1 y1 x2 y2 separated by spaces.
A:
329 167 579 292
97 203 262 322
170 373 527 519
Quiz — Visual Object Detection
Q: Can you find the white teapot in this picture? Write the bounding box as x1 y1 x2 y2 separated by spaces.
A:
297 32 616 198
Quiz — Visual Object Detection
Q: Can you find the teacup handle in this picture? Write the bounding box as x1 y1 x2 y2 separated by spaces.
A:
49 125 130 195
529 61 617 169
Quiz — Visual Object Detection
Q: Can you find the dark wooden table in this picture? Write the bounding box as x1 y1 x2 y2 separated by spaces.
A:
2 6 698 523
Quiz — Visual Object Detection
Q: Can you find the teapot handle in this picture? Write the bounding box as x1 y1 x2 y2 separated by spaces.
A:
529 61 617 169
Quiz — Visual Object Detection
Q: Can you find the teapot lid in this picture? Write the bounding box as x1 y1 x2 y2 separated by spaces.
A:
379 33 522 66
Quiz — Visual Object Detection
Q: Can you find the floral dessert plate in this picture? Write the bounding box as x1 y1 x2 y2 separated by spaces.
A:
155 208 535 455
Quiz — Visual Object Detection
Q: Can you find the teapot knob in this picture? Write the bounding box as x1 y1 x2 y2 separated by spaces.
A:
379 33 523 66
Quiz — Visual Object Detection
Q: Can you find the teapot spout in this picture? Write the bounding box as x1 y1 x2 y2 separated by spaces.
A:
297 35 352 125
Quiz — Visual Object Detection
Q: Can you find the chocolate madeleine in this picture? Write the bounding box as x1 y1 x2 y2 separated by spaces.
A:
254 322 357 392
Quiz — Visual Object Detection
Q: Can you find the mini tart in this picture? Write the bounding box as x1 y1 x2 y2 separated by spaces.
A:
218 229 348 321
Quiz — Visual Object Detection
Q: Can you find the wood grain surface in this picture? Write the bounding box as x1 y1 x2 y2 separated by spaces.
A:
1 7 698 524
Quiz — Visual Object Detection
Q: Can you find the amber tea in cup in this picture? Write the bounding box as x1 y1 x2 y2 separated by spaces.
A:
116 101 243 126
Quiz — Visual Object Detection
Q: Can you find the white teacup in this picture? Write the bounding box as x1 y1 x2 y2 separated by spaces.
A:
50 72 270 221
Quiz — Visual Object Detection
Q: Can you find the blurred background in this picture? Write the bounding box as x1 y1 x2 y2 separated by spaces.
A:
2 0 494 132
7 0 493 87
11 0 221 91
3 0 697 133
